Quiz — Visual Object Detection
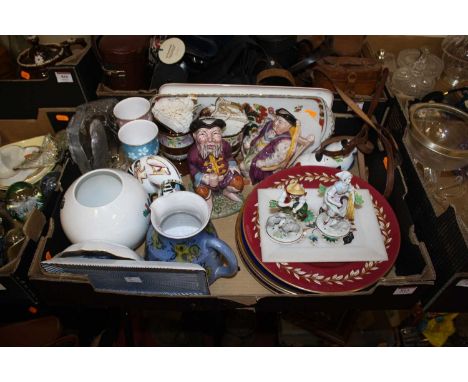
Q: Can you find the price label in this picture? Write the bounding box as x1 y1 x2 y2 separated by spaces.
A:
124 277 142 283
456 279 468 288
55 71 74 83
158 37 185 64
0 283 6 291
393 286 417 295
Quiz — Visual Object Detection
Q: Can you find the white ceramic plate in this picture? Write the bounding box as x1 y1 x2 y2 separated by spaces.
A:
0 136 55 190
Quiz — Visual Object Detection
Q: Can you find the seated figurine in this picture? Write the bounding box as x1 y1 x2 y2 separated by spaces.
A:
316 170 355 237
187 117 244 209
240 108 314 184
276 180 308 221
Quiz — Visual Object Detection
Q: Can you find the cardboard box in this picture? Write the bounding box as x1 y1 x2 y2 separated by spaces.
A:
0 45 100 119
383 98 468 312
424 273 468 312
28 145 435 311
0 110 73 306
0 209 45 305
0 107 75 144
28 191 435 311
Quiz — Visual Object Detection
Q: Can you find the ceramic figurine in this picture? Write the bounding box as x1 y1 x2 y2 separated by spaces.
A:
316 170 355 238
240 108 315 184
276 180 309 221
187 117 244 215
266 180 309 244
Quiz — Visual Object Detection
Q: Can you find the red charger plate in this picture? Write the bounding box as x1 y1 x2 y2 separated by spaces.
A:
240 166 401 294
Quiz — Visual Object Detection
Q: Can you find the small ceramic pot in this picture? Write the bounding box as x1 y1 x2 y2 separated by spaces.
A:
222 130 244 157
155 119 194 175
129 155 184 196
118 120 159 161
146 191 238 284
60 169 150 249
113 97 153 128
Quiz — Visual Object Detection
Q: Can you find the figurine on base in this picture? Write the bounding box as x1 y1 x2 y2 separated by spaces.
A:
276 180 308 221
316 170 355 238
240 108 314 184
187 117 244 216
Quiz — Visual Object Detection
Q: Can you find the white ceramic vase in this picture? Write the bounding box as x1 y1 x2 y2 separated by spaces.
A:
60 168 150 249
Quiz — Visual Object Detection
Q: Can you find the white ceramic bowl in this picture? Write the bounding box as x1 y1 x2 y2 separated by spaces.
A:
60 169 150 249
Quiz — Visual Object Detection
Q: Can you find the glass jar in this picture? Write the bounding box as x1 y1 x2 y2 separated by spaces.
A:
442 36 468 88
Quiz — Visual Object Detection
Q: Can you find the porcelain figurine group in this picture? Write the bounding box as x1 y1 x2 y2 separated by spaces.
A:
268 170 360 245
184 102 316 216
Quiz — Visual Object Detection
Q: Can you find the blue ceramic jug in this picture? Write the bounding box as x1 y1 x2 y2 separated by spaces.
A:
145 222 238 284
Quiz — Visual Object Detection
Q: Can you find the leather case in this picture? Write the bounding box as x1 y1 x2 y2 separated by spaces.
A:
312 56 382 96
97 35 150 90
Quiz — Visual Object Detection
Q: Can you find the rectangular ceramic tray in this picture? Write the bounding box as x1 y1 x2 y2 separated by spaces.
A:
258 188 388 263
155 83 335 157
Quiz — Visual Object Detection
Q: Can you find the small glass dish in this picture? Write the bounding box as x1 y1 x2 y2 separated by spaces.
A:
397 48 444 79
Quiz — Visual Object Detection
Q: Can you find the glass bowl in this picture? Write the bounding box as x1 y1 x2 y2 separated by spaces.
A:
407 103 468 171
391 67 435 98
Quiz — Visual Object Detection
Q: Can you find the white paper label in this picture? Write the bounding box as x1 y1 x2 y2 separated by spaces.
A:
456 279 468 288
124 277 142 283
0 283 6 291
158 37 185 64
55 72 74 83
393 287 417 295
